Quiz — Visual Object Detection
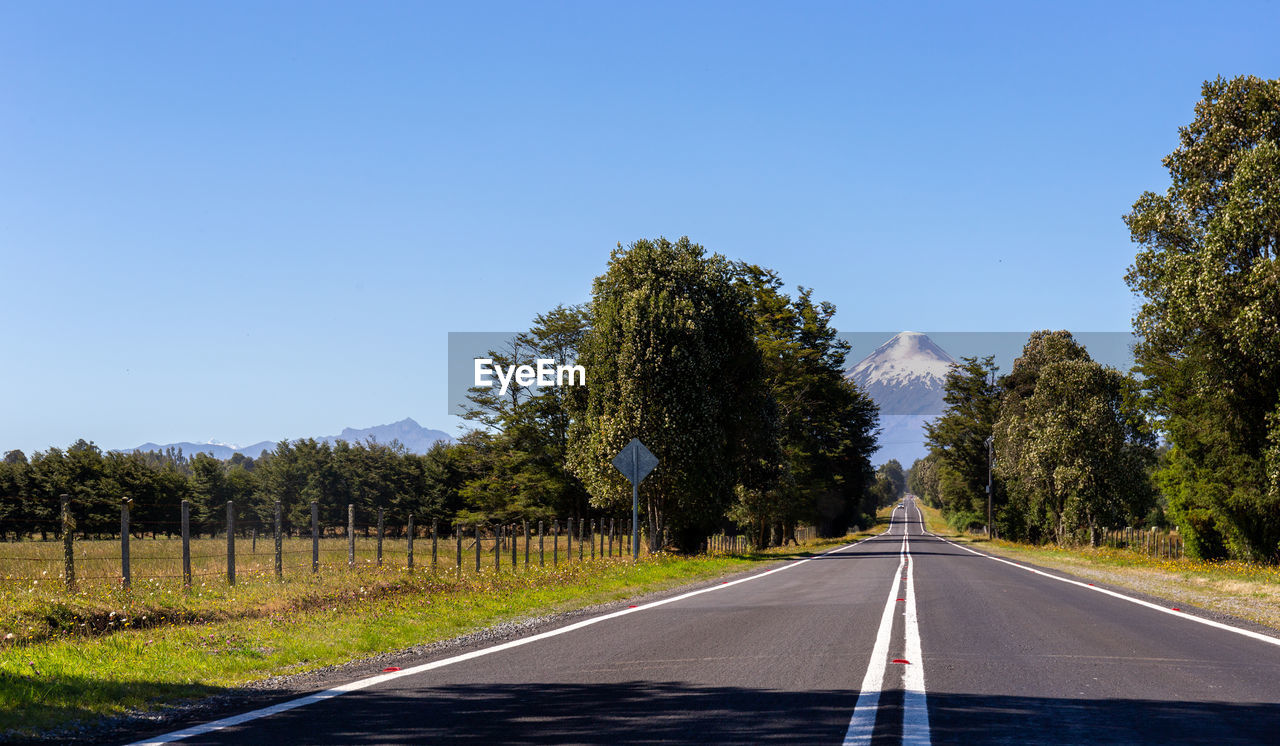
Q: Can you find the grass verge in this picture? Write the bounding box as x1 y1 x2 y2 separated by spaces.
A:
914 501 1280 634
0 533 865 738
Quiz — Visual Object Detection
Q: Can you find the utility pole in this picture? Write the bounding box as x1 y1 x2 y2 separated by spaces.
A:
984 434 995 538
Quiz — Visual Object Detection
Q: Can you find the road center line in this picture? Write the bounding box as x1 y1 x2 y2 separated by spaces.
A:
843 534 904 745
901 505 931 746
131 532 887 745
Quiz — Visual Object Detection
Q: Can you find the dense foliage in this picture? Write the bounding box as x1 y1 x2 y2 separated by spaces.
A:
913 332 1157 544
1125 75 1280 561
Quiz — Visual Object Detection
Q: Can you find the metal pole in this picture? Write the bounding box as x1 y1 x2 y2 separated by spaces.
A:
632 482 639 561
985 435 994 539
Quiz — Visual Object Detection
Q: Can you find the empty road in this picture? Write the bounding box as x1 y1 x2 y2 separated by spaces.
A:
131 498 1280 745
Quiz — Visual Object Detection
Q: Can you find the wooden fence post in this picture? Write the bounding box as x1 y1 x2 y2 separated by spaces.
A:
511 524 517 570
407 514 415 571
539 520 544 567
348 504 355 569
567 518 574 562
225 500 235 586
180 499 190 587
609 518 614 557
311 501 319 574
495 524 502 572
456 526 462 577
432 518 439 572
524 520 530 568
590 520 596 560
475 524 481 573
553 520 559 566
61 495 75 591
579 518 585 561
274 500 283 580
376 508 384 567
119 500 132 589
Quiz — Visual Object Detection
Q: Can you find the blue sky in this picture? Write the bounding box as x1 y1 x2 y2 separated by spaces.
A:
1 1 1276 454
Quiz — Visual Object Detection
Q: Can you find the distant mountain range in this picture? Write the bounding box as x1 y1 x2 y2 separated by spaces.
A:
123 418 455 459
846 331 958 467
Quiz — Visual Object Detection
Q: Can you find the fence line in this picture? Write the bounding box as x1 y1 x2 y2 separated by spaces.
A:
1 496 658 590
1101 526 1184 559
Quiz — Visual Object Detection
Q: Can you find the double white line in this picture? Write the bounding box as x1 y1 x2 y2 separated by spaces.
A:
843 503 931 745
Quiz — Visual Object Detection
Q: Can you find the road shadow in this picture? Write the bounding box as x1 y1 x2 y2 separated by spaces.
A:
925 690 1280 745
136 681 1280 745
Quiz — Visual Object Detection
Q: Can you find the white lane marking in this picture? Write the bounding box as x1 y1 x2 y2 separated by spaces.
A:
928 529 1280 648
131 533 887 745
902 504 931 746
843 527 907 745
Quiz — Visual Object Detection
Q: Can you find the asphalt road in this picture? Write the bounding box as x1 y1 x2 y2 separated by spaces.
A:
131 498 1280 745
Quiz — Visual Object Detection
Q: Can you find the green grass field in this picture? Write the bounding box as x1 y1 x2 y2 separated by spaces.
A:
0 528 870 738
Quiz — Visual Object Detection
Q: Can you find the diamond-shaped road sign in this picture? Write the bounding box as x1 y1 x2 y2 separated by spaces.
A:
613 438 658 485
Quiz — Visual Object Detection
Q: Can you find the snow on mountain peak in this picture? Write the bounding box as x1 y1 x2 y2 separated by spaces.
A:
847 331 957 389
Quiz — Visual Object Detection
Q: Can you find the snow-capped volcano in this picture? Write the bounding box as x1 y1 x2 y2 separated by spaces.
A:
846 332 958 467
846 331 957 415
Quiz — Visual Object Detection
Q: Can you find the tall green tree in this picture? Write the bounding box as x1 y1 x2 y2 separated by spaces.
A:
924 356 1000 529
729 265 879 544
1124 75 1280 560
569 237 777 552
996 347 1156 544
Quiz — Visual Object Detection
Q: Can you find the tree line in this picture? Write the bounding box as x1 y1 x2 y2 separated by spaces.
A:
910 75 1280 562
2 240 884 550
908 331 1158 546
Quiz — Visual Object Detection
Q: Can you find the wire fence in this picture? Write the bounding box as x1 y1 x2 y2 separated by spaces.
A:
1100 526 1185 559
0 497 657 590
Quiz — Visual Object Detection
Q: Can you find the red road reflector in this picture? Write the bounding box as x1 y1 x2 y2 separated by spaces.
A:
382 667 401 672
628 605 637 608
896 598 905 602
1171 607 1181 612
891 658 911 664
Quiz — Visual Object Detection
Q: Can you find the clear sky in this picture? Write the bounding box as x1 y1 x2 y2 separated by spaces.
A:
2 1 1276 455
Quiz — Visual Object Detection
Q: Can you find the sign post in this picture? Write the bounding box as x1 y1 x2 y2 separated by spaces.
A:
613 438 658 561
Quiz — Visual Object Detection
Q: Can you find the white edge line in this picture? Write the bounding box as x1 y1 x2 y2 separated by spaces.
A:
927 525 1280 648
130 531 888 745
